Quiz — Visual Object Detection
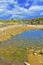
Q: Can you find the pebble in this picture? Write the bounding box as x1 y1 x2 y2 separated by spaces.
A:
24 62 30 65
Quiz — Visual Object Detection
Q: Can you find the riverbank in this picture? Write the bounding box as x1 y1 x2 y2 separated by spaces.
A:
0 45 43 65
0 25 43 42
27 47 43 65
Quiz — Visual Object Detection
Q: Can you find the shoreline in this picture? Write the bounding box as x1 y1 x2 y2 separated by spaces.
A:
0 25 43 31
0 25 43 42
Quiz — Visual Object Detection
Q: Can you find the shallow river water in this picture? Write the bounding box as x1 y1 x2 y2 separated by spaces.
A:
0 30 43 47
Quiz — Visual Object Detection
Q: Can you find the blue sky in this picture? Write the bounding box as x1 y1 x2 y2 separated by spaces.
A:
0 0 43 20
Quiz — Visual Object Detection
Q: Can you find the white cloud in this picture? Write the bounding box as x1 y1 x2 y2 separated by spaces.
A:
29 5 43 11
0 0 43 19
0 0 14 2
0 9 4 12
5 5 43 19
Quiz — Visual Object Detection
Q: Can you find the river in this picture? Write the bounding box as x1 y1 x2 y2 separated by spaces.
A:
0 30 43 47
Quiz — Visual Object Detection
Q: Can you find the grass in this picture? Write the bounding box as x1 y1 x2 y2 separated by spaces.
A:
0 25 43 42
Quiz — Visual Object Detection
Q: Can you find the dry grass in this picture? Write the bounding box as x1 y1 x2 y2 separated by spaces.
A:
0 25 40 42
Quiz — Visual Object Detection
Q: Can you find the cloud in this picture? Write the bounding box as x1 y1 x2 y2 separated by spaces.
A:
0 0 14 3
29 5 43 11
0 0 43 20
11 5 43 19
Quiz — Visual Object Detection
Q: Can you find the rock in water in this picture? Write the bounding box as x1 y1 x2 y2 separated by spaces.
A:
24 62 30 65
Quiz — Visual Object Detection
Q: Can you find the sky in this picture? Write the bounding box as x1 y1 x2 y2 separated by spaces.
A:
0 0 43 20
